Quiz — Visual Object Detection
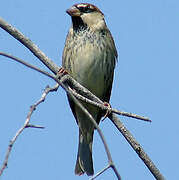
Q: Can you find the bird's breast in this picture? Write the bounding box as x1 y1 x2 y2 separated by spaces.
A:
73 44 106 99
63 30 115 100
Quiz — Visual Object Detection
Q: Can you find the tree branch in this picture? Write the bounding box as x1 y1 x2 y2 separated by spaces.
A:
0 85 58 176
0 17 59 74
0 16 165 180
109 113 165 180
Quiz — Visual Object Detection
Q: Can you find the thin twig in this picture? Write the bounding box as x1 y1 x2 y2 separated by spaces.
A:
26 124 45 128
0 52 56 80
67 86 151 122
89 164 111 180
112 109 151 122
0 85 58 176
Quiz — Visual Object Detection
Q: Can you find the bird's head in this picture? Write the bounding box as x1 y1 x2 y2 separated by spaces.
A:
66 3 105 31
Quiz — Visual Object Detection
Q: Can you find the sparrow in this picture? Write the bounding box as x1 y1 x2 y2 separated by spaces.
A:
62 3 118 176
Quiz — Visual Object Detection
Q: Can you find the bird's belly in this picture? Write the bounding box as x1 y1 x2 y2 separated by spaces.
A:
73 54 105 100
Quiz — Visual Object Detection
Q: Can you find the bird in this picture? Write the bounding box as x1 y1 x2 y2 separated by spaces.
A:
62 3 118 176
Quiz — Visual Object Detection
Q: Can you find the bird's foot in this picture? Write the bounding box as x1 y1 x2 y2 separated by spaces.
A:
58 67 68 76
102 102 112 121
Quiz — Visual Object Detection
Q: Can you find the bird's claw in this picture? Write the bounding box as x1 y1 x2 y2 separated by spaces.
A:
58 67 68 76
102 102 112 121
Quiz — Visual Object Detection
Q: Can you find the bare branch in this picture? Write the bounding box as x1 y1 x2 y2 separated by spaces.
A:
89 165 111 180
67 86 151 122
0 85 58 176
0 16 165 179
112 109 151 122
0 52 56 80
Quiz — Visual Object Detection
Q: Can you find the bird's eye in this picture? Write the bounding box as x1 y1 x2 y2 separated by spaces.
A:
83 5 90 12
77 5 94 13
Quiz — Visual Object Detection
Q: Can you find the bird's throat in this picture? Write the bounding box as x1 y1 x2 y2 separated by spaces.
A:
72 16 87 32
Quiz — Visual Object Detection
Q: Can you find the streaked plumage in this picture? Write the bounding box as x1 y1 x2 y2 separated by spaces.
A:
62 3 117 176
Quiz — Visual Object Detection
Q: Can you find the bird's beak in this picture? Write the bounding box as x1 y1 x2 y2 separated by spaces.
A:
66 6 81 17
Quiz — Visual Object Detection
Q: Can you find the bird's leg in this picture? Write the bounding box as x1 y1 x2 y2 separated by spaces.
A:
56 67 69 81
58 67 68 76
102 102 112 121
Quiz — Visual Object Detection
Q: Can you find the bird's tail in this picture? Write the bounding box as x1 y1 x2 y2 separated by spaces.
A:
75 129 94 176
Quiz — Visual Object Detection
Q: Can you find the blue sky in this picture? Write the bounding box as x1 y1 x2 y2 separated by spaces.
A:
0 0 178 179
